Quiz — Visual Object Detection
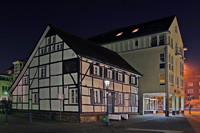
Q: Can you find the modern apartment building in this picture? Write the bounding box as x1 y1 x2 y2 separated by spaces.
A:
89 16 186 115
0 74 11 100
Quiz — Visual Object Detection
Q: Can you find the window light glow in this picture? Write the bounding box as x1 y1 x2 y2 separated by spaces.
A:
132 28 139 33
116 32 123 37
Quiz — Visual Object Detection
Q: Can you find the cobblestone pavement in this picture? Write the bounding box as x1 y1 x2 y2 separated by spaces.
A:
0 111 199 133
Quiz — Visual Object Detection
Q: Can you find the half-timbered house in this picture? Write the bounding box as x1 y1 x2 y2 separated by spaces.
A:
8 24 142 122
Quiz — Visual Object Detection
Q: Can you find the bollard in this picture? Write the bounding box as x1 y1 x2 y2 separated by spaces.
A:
29 112 32 123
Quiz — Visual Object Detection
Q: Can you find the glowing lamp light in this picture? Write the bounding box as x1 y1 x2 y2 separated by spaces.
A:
4 92 8 95
183 47 187 51
104 80 110 87
116 32 123 37
132 28 139 33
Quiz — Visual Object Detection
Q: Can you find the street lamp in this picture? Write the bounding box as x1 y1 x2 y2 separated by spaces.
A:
104 79 110 126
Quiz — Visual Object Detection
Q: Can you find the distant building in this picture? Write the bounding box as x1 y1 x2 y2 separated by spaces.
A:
0 73 11 100
184 69 200 108
89 16 186 115
9 24 142 122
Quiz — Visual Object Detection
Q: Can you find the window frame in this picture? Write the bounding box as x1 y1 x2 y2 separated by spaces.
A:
159 73 165 85
39 66 46 78
159 53 165 69
32 93 39 104
70 88 78 104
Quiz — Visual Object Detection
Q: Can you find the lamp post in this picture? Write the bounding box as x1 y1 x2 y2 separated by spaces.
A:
104 79 110 126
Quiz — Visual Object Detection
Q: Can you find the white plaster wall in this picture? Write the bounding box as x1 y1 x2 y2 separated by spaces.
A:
64 100 68 104
63 49 77 60
56 35 62 43
51 87 58 98
18 86 22 95
115 107 118 113
32 105 39 110
18 79 22 85
94 106 101 112
29 90 32 99
119 107 123 112
46 65 49 77
82 96 90 104
32 89 38 92
30 68 38 79
40 100 50 110
39 79 49 87
30 79 38 88
23 95 28 103
124 107 128 112
51 75 62 86
40 54 49 65
12 104 16 109
132 87 138 93
93 78 103 88
12 96 17 102
40 88 49 99
30 57 38 67
51 51 62 62
81 61 90 75
50 62 62 75
64 73 77 85
135 107 138 112
64 106 78 112
82 87 89 96
23 85 29 95
17 104 22 109
82 76 92 87
39 39 46 47
123 85 130 93
82 105 93 112
114 83 122 92
51 100 60 111
64 86 68 98
108 81 113 90
64 42 69 49
12 87 17 95
23 104 28 110
59 86 63 94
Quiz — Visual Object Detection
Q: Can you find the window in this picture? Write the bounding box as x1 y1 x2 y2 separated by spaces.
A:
160 74 165 85
169 54 171 70
94 66 98 75
23 77 28 84
135 40 138 47
169 74 174 86
175 77 179 88
41 49 44 54
116 32 123 37
130 94 136 106
159 34 164 45
188 89 193 94
119 93 124 105
180 79 184 90
52 36 56 43
32 93 38 104
118 73 122 81
187 82 193 87
175 26 178 33
151 36 157 47
52 45 55 51
48 37 51 44
60 43 63 49
63 59 79 74
131 76 136 84
70 89 78 104
18 96 22 103
48 46 51 52
171 56 173 71
57 44 60 50
90 89 103 104
40 66 46 78
160 53 165 68
171 38 173 49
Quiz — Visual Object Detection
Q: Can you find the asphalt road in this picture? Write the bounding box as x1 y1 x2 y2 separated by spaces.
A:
0 111 199 133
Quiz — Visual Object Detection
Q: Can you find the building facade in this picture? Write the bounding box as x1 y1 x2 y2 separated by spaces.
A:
184 69 200 108
0 74 11 101
89 16 186 115
9 24 142 122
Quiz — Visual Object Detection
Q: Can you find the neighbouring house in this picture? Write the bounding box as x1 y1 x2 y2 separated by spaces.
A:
89 16 186 115
8 24 142 122
184 69 200 108
0 74 11 101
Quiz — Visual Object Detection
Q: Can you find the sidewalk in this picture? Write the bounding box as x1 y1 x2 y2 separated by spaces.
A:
0 112 199 133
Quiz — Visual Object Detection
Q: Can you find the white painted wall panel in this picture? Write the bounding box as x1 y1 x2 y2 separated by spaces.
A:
50 62 62 75
82 61 90 75
12 104 16 109
132 87 138 93
40 88 49 99
32 89 38 92
30 79 38 88
114 83 122 92
123 85 130 93
40 39 46 47
30 57 38 67
63 49 77 60
82 76 92 87
12 87 18 95
82 87 89 96
32 105 39 110
125 75 129 84
23 85 29 95
46 65 49 77
12 96 17 102
51 100 60 111
51 51 62 62
124 107 128 112
39 79 49 87
59 86 63 94
51 87 58 98
64 100 68 104
17 104 22 109
93 78 103 88
23 95 28 103
108 81 113 90
63 42 69 49
64 73 77 85
40 100 50 110
30 68 38 79
18 79 22 85
94 106 101 112
64 86 68 98
51 75 62 86
119 107 123 112
82 96 90 104
64 106 78 112
82 105 93 112
23 104 28 110
115 107 118 113
40 54 49 65
18 86 22 95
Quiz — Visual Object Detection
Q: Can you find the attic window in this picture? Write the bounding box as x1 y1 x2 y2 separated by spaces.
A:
116 32 123 37
132 28 139 33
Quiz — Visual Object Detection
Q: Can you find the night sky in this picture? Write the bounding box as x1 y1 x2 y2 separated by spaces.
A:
0 0 200 74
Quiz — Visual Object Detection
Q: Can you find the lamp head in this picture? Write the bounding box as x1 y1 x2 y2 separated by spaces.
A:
104 80 110 87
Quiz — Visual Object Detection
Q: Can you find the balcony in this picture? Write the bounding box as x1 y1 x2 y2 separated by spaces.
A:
175 47 183 57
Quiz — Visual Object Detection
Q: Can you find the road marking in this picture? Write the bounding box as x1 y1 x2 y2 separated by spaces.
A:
126 128 183 133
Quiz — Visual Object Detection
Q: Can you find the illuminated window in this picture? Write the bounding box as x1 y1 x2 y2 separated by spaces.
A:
132 28 139 33
187 82 193 87
188 89 193 94
116 32 123 37
160 74 165 85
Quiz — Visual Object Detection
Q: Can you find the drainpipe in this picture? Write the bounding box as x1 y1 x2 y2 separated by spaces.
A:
165 46 169 116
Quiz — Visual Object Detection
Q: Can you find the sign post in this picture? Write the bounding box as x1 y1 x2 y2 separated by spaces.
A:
58 94 64 120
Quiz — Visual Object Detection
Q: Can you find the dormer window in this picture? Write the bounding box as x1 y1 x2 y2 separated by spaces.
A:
132 28 139 33
116 32 123 37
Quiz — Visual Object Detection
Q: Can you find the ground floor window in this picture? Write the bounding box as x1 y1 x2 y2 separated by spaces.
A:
32 93 38 104
90 89 103 104
70 89 78 104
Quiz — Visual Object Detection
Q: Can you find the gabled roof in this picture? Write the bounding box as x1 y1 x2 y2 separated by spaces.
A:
49 24 141 75
9 24 142 93
88 16 175 44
